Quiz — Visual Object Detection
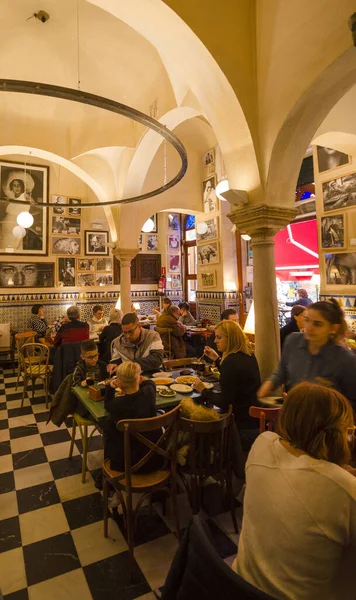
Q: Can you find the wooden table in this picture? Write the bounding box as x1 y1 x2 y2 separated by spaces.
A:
185 327 210 340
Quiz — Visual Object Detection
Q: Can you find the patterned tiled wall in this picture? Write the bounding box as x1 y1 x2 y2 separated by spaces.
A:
196 291 238 323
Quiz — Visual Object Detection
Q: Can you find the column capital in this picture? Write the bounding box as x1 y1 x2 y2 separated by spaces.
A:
228 203 297 240
112 247 139 266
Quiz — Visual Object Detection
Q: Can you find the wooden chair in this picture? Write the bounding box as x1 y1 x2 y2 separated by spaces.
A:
163 357 195 370
15 331 36 389
178 406 238 533
249 406 281 434
20 343 52 408
69 413 99 483
102 404 181 578
0 325 16 375
155 326 173 359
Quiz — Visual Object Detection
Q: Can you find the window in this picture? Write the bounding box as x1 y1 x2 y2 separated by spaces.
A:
183 215 197 311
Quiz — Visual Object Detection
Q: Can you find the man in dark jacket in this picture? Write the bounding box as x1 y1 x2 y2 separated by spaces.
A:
157 305 187 358
54 305 89 346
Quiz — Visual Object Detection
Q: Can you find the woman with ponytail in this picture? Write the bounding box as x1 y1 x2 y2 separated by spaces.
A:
258 298 356 408
234 382 356 600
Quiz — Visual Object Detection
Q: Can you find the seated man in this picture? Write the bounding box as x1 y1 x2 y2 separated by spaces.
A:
54 305 89 346
178 302 196 326
87 304 108 337
220 308 239 323
107 312 164 374
157 305 196 358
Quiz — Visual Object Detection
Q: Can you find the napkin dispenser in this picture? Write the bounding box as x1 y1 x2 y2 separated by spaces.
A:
88 384 105 402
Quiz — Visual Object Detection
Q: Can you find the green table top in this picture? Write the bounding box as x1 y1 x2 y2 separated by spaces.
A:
73 371 202 423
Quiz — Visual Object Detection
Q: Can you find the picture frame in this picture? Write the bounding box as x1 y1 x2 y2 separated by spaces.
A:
171 273 181 289
77 258 94 271
316 146 351 174
322 172 356 212
138 234 143 251
196 217 218 243
51 195 66 215
52 237 81 255
58 257 75 287
203 148 215 177
197 241 220 265
168 253 181 272
200 270 217 288
321 215 345 248
85 230 109 256
51 216 81 235
141 214 157 233
0 160 49 255
168 234 180 251
77 272 95 287
68 197 81 216
96 273 113 286
146 234 158 251
168 213 180 231
0 262 54 287
202 175 218 213
96 258 112 272
325 253 356 285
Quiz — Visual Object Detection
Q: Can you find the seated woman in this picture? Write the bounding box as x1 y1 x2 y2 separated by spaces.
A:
28 304 48 340
152 297 172 316
178 302 196 326
87 304 108 337
99 308 123 363
193 320 261 450
259 299 356 408
234 382 356 600
280 304 306 348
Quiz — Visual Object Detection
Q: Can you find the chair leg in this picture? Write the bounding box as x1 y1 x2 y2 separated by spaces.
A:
44 376 48 409
126 490 135 581
32 376 36 399
21 375 28 408
69 419 76 459
81 424 88 483
170 476 181 540
103 476 109 538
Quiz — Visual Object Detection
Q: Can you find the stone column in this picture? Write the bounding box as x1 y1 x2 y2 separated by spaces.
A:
228 204 296 381
112 247 139 315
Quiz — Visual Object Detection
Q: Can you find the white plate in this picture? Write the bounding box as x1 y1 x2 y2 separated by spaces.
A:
156 385 169 391
152 372 173 378
159 390 177 398
170 383 193 393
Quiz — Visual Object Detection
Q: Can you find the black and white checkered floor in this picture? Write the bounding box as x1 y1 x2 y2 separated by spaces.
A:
0 366 240 599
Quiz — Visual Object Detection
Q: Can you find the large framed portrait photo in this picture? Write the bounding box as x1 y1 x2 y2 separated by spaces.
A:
0 160 49 255
321 215 345 248
316 146 351 174
322 172 356 212
85 230 109 256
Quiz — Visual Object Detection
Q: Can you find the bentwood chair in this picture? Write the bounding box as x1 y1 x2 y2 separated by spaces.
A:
163 357 195 370
178 405 238 533
15 331 36 389
69 412 99 483
20 343 52 408
102 404 181 579
155 326 173 359
0 325 16 375
249 406 281 434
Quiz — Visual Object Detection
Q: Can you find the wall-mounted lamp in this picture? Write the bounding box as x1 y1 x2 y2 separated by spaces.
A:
243 301 255 336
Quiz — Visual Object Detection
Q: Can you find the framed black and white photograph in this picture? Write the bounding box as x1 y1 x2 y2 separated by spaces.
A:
77 258 94 271
201 271 217 288
321 215 345 248
58 257 75 286
96 258 112 272
138 234 143 251
322 173 356 212
0 262 54 287
96 273 113 286
0 161 49 255
51 195 66 215
317 146 351 173
168 213 179 231
141 215 157 233
77 272 95 287
202 175 218 213
197 241 220 265
146 234 158 251
169 254 181 272
171 273 181 289
168 235 180 250
68 197 81 216
196 218 218 243
52 237 81 255
85 230 109 255
52 216 81 235
325 253 356 285
203 148 215 177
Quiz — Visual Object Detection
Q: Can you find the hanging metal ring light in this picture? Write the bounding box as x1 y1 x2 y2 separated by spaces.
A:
0 79 188 208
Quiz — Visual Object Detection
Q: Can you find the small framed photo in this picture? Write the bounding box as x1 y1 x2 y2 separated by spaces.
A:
203 148 215 177
171 273 181 289
96 258 112 272
168 213 180 231
77 258 94 271
85 231 109 255
77 272 95 286
68 197 82 216
203 175 218 213
96 273 113 286
52 216 81 235
197 241 220 265
169 253 181 272
201 271 217 288
52 237 81 255
168 235 180 250
51 195 66 215
196 217 218 243
323 173 356 212
141 214 157 233
146 234 158 251
325 253 356 285
138 234 143 251
321 215 345 248
58 257 75 287
316 146 351 173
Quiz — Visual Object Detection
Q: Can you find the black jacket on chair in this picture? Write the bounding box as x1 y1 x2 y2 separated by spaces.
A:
99 322 122 363
51 341 82 393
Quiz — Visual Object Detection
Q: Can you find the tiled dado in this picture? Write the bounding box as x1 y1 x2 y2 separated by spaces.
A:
196 290 238 323
320 294 356 308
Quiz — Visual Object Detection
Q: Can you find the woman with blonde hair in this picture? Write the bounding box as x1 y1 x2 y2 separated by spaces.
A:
193 320 261 450
234 382 356 600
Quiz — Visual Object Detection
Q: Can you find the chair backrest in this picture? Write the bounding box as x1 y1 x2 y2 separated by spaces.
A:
21 343 49 376
116 404 181 483
180 406 234 479
0 323 11 348
15 331 36 355
51 341 82 393
163 357 195 370
249 406 281 434
161 514 279 600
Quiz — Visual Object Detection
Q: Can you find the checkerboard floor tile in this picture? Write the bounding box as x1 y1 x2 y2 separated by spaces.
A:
0 366 241 599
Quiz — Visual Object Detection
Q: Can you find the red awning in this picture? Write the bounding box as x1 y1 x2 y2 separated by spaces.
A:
274 219 319 280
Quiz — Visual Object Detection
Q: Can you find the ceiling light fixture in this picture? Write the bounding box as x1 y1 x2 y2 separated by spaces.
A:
17 212 34 229
141 218 155 233
216 178 229 201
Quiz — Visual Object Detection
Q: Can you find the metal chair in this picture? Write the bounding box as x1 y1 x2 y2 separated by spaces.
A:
155 326 173 359
0 324 16 375
102 404 181 579
20 343 52 408
249 406 281 433
69 412 98 483
15 331 36 389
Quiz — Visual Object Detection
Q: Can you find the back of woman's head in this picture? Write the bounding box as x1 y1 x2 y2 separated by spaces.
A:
109 308 123 324
279 382 354 465
31 304 43 315
215 320 252 359
309 298 347 338
291 304 305 318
